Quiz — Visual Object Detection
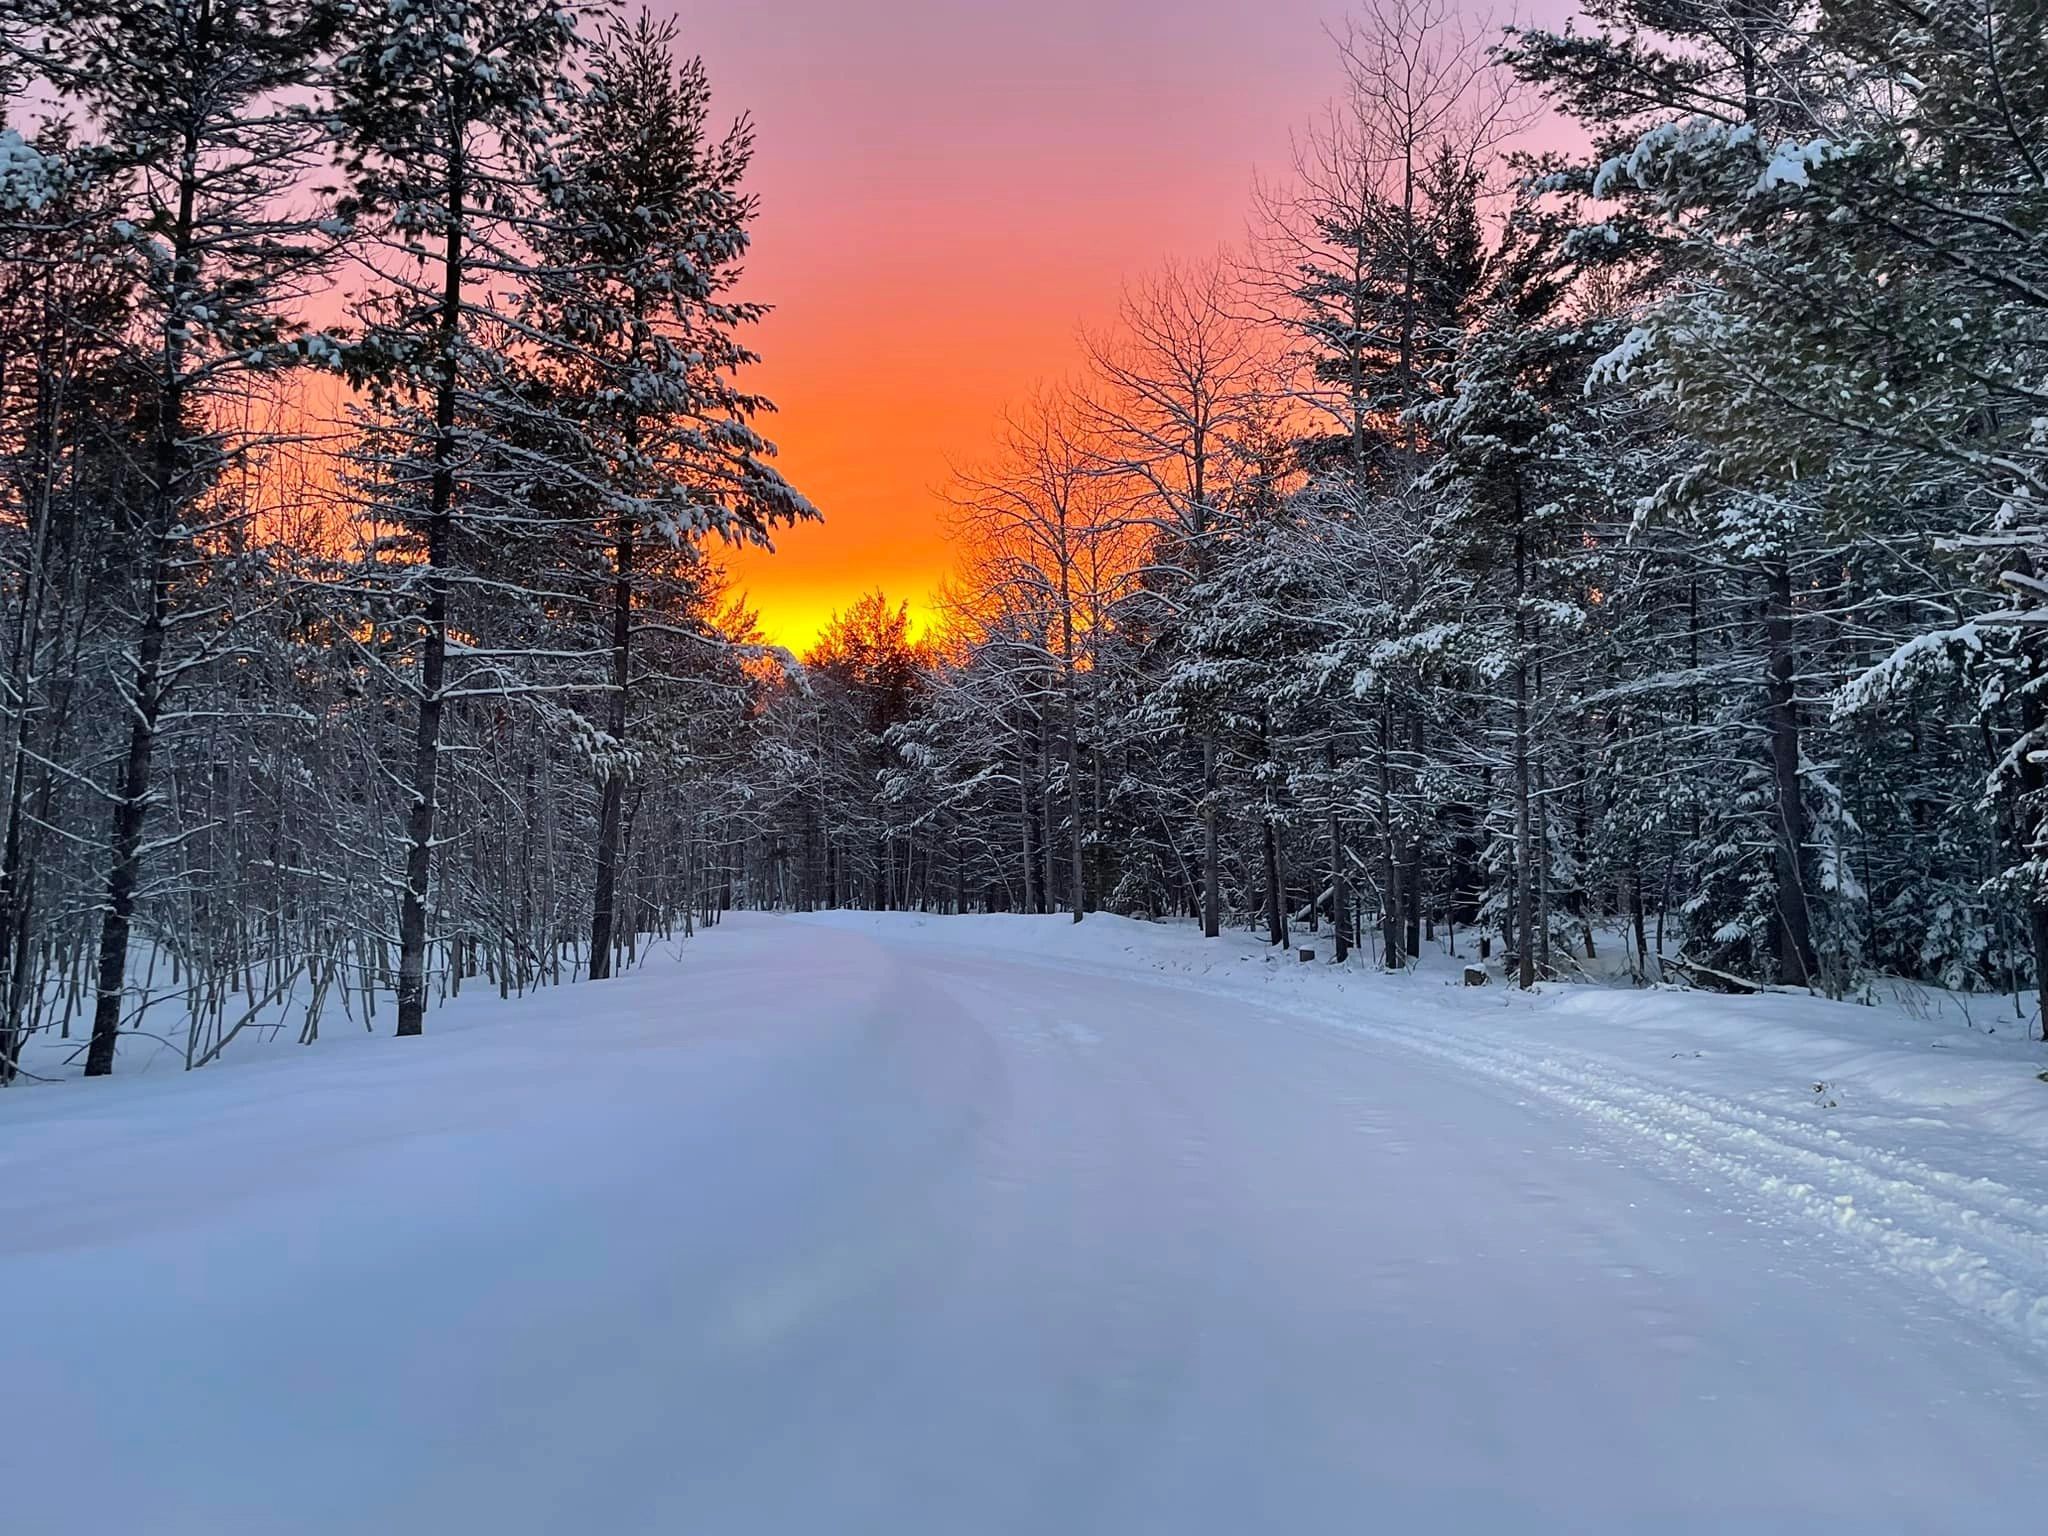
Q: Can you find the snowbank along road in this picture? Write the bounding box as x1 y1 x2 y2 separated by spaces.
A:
5 911 2047 1534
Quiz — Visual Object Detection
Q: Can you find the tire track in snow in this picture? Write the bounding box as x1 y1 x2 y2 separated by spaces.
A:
820 926 2048 1357
1343 1012 2048 1353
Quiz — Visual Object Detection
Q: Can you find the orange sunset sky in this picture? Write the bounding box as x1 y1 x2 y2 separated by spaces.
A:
682 0 1566 649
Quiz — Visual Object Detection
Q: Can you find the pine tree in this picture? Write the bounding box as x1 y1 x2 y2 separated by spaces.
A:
28 0 348 1076
1416 211 1592 986
526 10 813 976
331 0 589 1036
1505 0 1839 987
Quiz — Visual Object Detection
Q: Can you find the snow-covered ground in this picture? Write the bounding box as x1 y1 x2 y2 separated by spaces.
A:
5 912 2047 1532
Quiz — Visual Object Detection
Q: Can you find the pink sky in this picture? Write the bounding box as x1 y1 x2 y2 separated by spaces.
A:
674 1 1565 646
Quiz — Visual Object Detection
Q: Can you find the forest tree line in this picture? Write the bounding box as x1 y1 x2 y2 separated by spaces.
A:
765 0 2048 1032
0 0 815 1078
3 0 2045 1083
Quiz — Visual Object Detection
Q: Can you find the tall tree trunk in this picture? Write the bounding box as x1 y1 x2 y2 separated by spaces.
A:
1513 659 1535 990
84 529 173 1077
1090 727 1106 914
85 129 203 1077
1764 558 1815 986
1326 739 1348 962
1378 707 1402 968
0 338 68 1074
587 504 633 979
1535 751 1553 978
2012 640 2048 1040
1066 732 1085 920
395 154 466 1038
1063 611 1085 922
1263 815 1285 946
1630 863 1649 982
1018 731 1038 916
1403 710 1424 958
1201 734 1220 938
1037 715 1054 913
1513 484 1535 990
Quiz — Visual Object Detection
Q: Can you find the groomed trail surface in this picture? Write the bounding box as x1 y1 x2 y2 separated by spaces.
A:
5 912 2046 1534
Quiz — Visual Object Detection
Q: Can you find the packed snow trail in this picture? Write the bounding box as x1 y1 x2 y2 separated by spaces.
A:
5 915 2046 1533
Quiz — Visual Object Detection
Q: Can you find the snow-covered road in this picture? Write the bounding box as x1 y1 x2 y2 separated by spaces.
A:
6 913 2046 1533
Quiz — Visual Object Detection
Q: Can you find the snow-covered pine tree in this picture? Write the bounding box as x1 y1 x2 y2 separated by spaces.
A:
1505 0 2044 1000
0 103 136 1079
16 0 350 1075
1246 4 1510 963
524 10 814 977
1415 208 1595 987
1504 0 1848 988
331 0 592 1036
1674 0 2048 1015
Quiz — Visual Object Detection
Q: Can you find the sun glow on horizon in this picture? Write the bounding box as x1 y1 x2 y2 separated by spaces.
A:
723 567 944 655
679 0 1352 655
675 0 1575 652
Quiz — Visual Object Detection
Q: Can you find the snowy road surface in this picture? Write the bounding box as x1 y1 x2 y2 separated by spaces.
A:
6 913 2047 1533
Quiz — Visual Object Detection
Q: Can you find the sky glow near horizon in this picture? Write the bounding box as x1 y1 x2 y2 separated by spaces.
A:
681 0 1406 648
